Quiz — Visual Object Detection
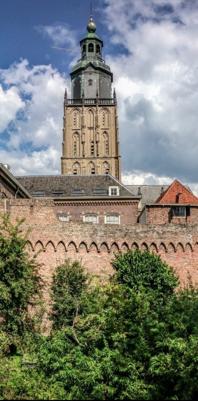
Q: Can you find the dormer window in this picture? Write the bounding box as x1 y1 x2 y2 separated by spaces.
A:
109 186 120 196
88 43 94 53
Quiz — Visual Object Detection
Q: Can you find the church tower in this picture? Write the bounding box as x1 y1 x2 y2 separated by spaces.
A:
61 16 121 179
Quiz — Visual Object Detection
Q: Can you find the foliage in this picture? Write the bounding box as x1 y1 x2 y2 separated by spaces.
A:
51 259 88 329
112 249 178 300
0 214 42 346
0 246 198 400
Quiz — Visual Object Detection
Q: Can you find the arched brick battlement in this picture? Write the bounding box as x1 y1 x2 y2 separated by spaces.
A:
45 241 56 252
100 242 110 253
67 241 78 252
150 243 158 253
121 242 129 252
57 241 67 253
34 240 45 252
141 242 148 251
28 240 196 257
177 243 185 252
79 242 88 253
159 242 167 253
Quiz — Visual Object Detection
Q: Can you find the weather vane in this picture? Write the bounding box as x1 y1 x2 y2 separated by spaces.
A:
90 0 94 17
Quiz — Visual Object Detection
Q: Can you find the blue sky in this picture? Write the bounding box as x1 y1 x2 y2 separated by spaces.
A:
1 0 198 189
0 0 117 72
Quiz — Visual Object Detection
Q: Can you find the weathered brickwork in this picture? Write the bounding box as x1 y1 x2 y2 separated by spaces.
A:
144 205 198 225
1 199 198 290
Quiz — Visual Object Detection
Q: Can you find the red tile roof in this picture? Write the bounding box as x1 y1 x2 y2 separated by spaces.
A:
156 180 198 205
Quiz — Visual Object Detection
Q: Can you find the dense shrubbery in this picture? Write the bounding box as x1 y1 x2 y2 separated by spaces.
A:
0 216 198 400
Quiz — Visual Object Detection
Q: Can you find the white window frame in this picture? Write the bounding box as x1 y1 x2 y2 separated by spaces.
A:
109 186 120 196
105 214 120 225
83 214 99 224
58 213 70 222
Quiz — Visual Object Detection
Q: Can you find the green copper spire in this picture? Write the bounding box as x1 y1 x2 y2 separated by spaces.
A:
70 14 113 99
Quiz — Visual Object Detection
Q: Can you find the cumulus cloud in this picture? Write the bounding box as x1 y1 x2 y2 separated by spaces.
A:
104 0 198 185
0 59 67 175
0 86 24 132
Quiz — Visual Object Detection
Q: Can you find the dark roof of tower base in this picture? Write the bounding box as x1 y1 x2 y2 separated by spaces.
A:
17 174 139 199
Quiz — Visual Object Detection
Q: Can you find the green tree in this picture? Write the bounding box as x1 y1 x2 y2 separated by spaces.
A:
112 249 178 300
51 259 88 330
0 215 42 346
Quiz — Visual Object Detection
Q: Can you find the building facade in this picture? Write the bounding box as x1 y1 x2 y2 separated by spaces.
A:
61 17 121 179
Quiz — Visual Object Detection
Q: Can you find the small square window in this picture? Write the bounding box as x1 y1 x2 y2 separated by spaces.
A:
109 186 120 196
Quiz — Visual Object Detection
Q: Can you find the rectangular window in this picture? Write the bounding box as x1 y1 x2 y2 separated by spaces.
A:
32 191 45 197
105 214 120 224
83 214 98 224
52 191 64 197
93 188 107 195
171 206 186 217
72 189 85 195
57 213 70 222
109 186 120 196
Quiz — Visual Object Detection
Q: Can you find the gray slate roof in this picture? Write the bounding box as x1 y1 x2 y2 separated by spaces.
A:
17 174 137 199
0 164 31 198
126 185 169 209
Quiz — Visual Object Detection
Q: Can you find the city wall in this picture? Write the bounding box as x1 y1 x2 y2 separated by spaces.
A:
1 199 198 289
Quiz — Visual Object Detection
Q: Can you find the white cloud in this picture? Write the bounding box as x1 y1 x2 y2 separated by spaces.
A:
0 86 24 132
0 59 68 175
104 0 198 185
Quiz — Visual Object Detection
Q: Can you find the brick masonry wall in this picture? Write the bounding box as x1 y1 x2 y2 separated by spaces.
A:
146 205 198 225
1 199 198 290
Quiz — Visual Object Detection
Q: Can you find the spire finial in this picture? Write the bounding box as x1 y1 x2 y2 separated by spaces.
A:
87 2 96 33
87 15 96 33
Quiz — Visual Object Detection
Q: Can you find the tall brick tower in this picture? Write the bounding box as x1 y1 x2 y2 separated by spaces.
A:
61 16 121 179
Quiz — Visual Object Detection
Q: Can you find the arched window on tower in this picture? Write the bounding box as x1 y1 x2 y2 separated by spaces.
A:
88 43 94 53
103 132 109 156
73 110 80 129
96 44 101 55
73 162 81 175
88 161 95 175
101 109 109 128
88 110 94 127
103 161 110 175
82 44 86 55
73 133 80 157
